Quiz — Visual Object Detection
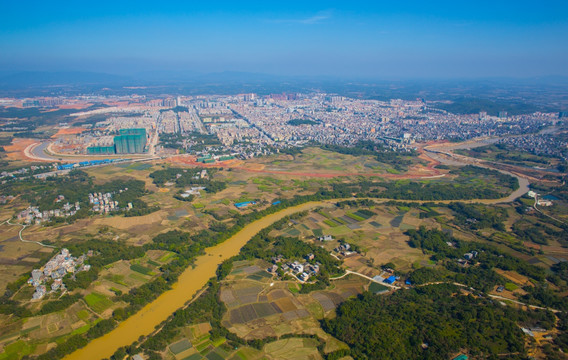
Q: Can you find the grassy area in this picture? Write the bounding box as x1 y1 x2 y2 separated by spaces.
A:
211 337 226 347
84 292 113 313
505 282 519 291
76 309 90 321
0 340 35 360
369 282 389 293
70 324 91 336
288 283 300 293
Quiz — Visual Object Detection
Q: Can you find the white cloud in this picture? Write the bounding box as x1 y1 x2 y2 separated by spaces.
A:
267 11 332 25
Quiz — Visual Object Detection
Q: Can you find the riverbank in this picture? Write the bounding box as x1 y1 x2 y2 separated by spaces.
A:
64 200 336 360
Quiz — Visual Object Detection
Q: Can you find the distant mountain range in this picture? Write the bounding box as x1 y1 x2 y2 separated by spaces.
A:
0 70 298 88
0 71 132 87
1 70 567 88
0 71 566 111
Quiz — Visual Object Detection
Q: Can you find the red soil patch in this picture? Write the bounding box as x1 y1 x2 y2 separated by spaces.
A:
3 138 37 161
167 154 444 179
52 127 87 137
523 242 541 250
57 103 93 110
102 101 134 107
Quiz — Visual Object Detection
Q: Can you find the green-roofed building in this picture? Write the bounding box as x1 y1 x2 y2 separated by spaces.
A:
114 128 147 154
87 145 115 155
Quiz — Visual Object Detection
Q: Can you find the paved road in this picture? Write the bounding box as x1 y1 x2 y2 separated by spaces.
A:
3 220 57 248
330 269 400 289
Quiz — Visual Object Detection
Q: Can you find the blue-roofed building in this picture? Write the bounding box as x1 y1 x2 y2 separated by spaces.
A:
384 275 397 284
272 200 281 205
405 279 412 285
58 164 75 170
235 201 256 208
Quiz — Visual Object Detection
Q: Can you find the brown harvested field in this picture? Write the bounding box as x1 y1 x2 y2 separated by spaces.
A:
220 289 238 307
524 242 542 250
93 210 167 230
540 243 568 257
197 322 212 336
262 337 322 360
494 269 533 286
311 293 336 312
267 289 288 301
274 297 297 313
0 223 54 292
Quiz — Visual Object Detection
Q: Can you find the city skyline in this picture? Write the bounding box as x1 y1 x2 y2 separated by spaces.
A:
1 0 568 78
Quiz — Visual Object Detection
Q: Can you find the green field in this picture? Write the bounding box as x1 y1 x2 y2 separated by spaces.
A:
0 340 35 360
158 252 176 263
182 354 203 360
130 264 153 275
169 338 193 355
323 219 340 227
84 292 113 313
505 282 519 291
346 212 365 221
369 282 389 293
147 259 160 267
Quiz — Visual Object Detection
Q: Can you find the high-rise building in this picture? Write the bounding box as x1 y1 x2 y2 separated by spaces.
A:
114 128 147 154
162 98 176 108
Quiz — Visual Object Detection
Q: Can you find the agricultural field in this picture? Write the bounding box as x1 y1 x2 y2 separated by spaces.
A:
244 147 423 175
0 301 100 356
454 143 562 171
269 203 434 273
219 259 364 350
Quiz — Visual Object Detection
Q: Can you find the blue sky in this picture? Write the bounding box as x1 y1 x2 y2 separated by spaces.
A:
1 0 567 78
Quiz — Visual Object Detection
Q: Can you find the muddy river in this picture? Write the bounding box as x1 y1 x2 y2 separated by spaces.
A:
64 201 335 360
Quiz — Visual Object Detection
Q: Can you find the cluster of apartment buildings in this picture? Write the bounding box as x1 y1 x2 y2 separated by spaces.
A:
28 248 91 300
158 109 205 134
8 92 563 167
